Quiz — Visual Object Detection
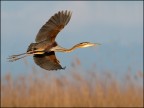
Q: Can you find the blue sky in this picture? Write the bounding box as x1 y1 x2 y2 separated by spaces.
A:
1 1 143 76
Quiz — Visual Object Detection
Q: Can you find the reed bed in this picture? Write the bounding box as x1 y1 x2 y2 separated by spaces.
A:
1 64 143 107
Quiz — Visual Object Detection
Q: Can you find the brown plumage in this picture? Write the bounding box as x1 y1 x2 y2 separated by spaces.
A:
33 52 65 70
8 10 99 71
35 10 72 43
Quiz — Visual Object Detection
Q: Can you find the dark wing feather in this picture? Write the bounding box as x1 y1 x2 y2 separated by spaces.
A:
33 52 65 70
35 10 72 43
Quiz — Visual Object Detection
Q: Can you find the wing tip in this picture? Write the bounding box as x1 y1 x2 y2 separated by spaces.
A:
47 66 66 71
58 10 72 16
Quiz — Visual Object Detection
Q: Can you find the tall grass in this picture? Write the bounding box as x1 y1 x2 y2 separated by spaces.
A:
1 62 143 107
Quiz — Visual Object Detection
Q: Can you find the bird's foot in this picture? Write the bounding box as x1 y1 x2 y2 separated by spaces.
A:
7 54 27 62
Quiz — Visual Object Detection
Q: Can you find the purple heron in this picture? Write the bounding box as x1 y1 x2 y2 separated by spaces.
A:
8 10 101 70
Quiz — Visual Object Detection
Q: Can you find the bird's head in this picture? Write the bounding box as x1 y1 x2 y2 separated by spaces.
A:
75 42 101 48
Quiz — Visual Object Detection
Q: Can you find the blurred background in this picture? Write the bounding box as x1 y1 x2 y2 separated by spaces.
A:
1 1 143 76
1 1 143 107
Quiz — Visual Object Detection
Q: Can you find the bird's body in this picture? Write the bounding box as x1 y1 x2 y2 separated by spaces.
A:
8 10 100 70
27 39 57 54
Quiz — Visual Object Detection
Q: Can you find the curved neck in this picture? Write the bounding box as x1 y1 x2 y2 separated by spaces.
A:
50 44 79 53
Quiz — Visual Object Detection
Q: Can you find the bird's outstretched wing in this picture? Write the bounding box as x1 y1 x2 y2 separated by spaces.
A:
33 51 65 70
35 10 72 43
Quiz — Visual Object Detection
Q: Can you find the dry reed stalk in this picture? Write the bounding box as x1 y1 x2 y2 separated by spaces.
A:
1 68 143 107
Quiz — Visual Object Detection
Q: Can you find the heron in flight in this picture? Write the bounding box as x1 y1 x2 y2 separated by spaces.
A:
8 10 101 70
